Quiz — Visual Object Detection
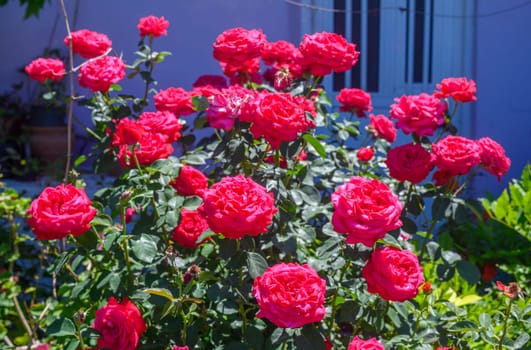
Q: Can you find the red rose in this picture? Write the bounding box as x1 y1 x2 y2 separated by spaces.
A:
213 27 266 65
252 263 326 328
202 175 277 239
434 77 477 103
264 154 288 169
421 281 433 294
261 40 299 66
332 176 403 247
137 15 169 37
362 246 424 302
154 87 195 117
191 85 222 100
192 74 228 89
65 29 112 59
170 165 209 197
432 170 459 190
117 132 173 168
27 184 96 240
389 93 447 137
357 146 374 162
436 347 456 350
124 207 138 223
172 209 209 249
111 118 147 147
173 347 190 350
35 345 50 350
348 336 385 350
250 92 315 149
299 31 360 76
220 57 262 79
138 111 183 143
206 85 257 129
93 297 146 350
385 143 432 184
477 137 511 181
336 88 372 116
431 135 481 176
78 56 125 92
367 114 396 143
25 58 65 82
481 262 497 281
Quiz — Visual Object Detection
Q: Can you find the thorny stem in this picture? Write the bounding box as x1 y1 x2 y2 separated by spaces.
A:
59 0 75 183
327 257 351 339
142 36 155 104
497 297 515 350
13 296 33 346
121 207 133 290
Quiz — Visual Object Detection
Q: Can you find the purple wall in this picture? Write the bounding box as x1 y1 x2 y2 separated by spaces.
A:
473 0 531 196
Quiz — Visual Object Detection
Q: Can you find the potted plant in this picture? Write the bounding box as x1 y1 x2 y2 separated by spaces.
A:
24 49 71 176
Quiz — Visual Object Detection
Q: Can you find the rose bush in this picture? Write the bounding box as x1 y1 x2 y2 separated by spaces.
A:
3 10 529 350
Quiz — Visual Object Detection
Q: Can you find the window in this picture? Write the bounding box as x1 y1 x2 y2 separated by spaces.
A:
300 0 475 127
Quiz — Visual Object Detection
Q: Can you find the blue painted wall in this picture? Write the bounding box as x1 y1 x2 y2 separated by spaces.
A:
1 0 530 197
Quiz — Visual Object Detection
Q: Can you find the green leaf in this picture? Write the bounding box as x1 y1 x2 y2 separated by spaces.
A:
479 313 492 329
145 288 175 301
192 95 209 112
48 318 76 337
244 326 265 350
448 320 478 332
514 332 530 349
247 252 268 279
451 294 482 307
295 325 325 350
74 155 88 168
426 241 441 260
303 133 326 159
130 234 160 263
441 250 462 265
456 260 481 284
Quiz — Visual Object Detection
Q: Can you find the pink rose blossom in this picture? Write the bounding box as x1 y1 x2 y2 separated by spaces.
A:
385 143 433 184
336 88 372 116
299 32 360 76
253 263 326 328
362 246 424 302
65 29 112 58
78 56 125 92
202 175 277 239
332 176 403 247
434 77 477 103
477 137 511 181
348 336 385 350
25 58 65 82
137 15 169 37
431 135 481 176
389 93 447 137
367 114 397 143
